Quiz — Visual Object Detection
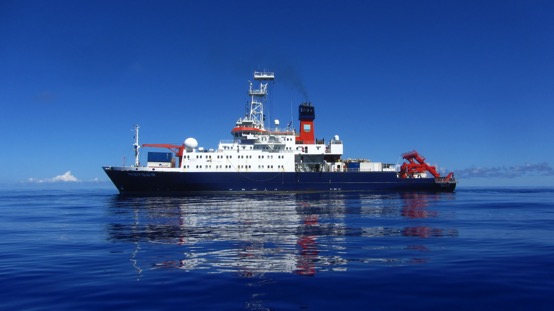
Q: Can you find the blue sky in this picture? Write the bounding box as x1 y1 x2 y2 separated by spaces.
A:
1 0 553 188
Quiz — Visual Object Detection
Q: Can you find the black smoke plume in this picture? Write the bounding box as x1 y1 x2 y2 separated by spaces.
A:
277 65 309 100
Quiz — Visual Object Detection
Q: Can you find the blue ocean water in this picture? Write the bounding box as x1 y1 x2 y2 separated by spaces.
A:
0 187 553 310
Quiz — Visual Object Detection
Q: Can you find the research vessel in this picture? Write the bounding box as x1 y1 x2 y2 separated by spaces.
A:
103 71 456 194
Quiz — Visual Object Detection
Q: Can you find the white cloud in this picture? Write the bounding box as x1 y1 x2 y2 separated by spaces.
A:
28 171 80 183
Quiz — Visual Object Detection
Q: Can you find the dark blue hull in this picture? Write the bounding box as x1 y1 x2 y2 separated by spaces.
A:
103 168 456 194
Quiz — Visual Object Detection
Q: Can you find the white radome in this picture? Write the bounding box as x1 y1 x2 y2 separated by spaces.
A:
184 137 198 151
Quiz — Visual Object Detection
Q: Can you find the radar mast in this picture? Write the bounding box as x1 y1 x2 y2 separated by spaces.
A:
247 71 274 129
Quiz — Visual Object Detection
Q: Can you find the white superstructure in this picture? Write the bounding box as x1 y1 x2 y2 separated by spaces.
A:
141 72 395 174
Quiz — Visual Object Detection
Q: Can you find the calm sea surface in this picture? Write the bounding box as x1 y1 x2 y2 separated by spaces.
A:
0 187 553 310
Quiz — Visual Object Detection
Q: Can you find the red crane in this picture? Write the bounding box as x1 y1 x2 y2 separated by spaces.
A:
399 150 454 181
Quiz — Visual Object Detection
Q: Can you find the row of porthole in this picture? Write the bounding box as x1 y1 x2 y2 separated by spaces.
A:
183 155 286 160
182 165 285 169
183 165 232 169
222 145 254 150
258 155 285 159
183 155 213 159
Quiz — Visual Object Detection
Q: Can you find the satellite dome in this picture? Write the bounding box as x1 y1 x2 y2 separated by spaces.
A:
184 137 198 151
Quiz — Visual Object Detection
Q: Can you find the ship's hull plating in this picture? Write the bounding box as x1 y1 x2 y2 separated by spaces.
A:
103 167 456 194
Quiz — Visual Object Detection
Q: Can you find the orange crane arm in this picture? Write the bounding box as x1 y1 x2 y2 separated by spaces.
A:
400 150 443 179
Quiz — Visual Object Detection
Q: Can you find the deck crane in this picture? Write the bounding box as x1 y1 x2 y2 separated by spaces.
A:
399 150 454 181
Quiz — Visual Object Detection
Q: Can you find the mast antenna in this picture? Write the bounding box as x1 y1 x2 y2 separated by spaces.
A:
248 71 274 129
133 124 140 167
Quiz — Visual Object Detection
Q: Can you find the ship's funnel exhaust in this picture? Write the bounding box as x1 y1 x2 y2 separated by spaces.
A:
296 102 315 144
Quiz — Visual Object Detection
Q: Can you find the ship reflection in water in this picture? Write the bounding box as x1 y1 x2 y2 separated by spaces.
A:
107 192 458 277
